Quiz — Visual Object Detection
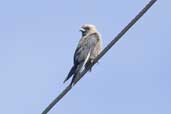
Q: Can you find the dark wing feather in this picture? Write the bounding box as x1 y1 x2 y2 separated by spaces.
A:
63 65 77 83
64 33 98 84
70 33 99 85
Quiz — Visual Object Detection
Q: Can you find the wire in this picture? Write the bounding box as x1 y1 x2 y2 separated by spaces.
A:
41 0 157 113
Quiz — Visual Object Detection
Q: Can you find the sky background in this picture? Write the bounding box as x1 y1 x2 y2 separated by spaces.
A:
0 0 170 114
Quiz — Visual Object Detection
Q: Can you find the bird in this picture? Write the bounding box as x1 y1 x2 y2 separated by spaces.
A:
63 24 102 86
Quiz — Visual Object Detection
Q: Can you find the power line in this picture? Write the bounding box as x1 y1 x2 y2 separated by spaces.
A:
42 0 157 113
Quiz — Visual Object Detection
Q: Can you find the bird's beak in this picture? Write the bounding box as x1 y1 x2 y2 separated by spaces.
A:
80 28 85 32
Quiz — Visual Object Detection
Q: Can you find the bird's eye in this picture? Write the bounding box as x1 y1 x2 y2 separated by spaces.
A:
85 27 90 30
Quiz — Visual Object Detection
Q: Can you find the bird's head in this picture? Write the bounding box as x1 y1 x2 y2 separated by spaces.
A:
80 24 97 36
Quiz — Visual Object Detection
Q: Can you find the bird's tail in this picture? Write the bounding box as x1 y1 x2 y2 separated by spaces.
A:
69 71 79 87
63 65 77 83
69 62 85 86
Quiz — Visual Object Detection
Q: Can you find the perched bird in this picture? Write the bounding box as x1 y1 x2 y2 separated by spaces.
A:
63 24 102 86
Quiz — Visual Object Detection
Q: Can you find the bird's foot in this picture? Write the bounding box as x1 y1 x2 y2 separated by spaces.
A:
85 60 93 72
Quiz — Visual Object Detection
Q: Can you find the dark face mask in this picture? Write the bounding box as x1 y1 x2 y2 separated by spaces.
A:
81 31 86 36
80 28 86 37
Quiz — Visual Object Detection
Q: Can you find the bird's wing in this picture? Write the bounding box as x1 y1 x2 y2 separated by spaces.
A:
74 33 98 65
63 65 77 83
64 46 91 83
64 33 99 84
86 33 99 51
70 33 99 84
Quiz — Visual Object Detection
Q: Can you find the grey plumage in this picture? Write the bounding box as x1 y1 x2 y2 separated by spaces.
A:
64 24 102 86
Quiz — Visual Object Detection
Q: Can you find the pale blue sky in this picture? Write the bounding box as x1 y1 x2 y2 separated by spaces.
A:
0 0 170 114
